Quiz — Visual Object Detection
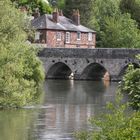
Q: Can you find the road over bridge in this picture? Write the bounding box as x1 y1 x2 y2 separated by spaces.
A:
38 48 140 81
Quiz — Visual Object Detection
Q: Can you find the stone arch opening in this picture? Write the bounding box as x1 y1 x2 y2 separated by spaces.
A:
119 63 139 79
80 63 110 81
46 62 73 79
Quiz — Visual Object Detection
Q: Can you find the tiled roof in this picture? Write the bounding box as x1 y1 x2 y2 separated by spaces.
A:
31 14 96 33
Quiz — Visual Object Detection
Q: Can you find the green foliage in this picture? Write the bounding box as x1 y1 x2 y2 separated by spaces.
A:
61 0 138 48
89 0 121 30
57 0 65 9
76 95 140 140
89 0 140 48
0 0 45 108
121 57 140 110
101 14 140 48
12 0 52 14
120 0 140 28
63 0 93 26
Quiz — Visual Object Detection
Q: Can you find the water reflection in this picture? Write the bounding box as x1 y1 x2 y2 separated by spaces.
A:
0 110 38 140
32 80 118 140
0 80 118 140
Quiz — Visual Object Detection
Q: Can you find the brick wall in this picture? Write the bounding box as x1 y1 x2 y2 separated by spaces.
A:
65 32 96 48
41 30 96 48
47 30 65 47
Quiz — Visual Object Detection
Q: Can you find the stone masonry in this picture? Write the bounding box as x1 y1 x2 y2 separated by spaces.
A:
39 48 140 81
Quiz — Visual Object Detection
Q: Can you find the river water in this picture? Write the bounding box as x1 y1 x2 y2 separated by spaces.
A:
0 80 118 140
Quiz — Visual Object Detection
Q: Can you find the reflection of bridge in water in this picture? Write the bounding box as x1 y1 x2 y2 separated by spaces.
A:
34 80 118 140
39 48 140 81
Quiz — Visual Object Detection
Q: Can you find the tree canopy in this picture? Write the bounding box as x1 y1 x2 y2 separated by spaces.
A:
60 0 140 48
63 0 93 26
11 0 52 14
0 0 44 108
10 0 140 49
120 0 140 28
88 0 140 48
121 55 140 110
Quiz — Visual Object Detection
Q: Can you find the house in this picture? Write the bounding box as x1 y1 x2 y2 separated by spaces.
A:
31 9 96 48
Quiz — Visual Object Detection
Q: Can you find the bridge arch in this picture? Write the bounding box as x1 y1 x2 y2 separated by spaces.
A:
46 62 73 79
118 63 139 79
80 63 110 81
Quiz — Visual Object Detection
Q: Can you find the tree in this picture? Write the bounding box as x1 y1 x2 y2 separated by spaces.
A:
0 0 44 108
63 0 94 26
101 14 140 48
121 56 140 110
88 0 140 48
12 0 52 14
120 0 140 28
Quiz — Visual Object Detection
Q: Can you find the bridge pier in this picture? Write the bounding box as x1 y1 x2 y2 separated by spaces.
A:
73 74 81 80
110 75 121 82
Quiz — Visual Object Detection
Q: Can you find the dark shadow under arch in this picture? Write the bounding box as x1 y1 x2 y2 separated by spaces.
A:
119 63 139 79
80 63 110 81
46 62 72 79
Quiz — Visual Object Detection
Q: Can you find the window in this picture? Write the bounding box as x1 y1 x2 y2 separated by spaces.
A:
66 32 70 43
35 31 40 40
77 32 81 40
56 32 61 41
88 32 92 41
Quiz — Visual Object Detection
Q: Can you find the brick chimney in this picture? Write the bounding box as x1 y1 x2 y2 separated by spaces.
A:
19 6 28 13
52 8 59 23
72 9 80 26
33 8 40 19
59 10 63 16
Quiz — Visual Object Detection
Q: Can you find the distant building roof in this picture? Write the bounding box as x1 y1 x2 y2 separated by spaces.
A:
31 14 96 33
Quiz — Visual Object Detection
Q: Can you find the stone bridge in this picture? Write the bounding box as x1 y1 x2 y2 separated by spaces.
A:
38 48 140 81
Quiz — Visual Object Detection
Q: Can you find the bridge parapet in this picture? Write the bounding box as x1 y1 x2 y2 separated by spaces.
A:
39 48 140 59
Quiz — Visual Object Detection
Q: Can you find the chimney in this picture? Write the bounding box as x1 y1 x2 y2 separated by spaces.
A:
33 8 40 19
59 10 63 16
52 8 59 23
19 6 27 13
72 9 80 26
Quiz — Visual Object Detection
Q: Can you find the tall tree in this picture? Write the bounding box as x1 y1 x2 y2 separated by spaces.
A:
88 0 140 48
0 0 44 108
120 0 140 28
101 14 140 48
63 0 93 26
12 0 52 14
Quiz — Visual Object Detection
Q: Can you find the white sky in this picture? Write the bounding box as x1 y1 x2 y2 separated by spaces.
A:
42 0 49 4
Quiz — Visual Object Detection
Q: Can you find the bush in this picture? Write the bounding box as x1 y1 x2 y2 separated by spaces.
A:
0 0 45 108
75 95 140 140
121 55 140 110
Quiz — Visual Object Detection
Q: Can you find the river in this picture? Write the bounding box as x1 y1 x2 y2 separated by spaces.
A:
0 80 118 140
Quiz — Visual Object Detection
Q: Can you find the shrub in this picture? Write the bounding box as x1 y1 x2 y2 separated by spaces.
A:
0 0 45 108
75 95 140 140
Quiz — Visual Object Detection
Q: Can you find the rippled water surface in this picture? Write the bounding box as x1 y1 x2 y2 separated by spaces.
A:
0 80 118 140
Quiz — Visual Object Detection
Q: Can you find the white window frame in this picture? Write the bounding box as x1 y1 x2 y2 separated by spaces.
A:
65 32 70 43
56 32 61 41
35 31 40 40
88 32 93 41
77 32 81 40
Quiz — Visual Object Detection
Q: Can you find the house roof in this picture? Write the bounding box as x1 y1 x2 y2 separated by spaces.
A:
31 14 96 33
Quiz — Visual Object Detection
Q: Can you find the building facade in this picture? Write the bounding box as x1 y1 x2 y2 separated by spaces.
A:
31 9 96 48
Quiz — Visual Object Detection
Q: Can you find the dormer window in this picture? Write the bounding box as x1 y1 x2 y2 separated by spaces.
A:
77 32 81 40
88 32 92 41
56 32 61 41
